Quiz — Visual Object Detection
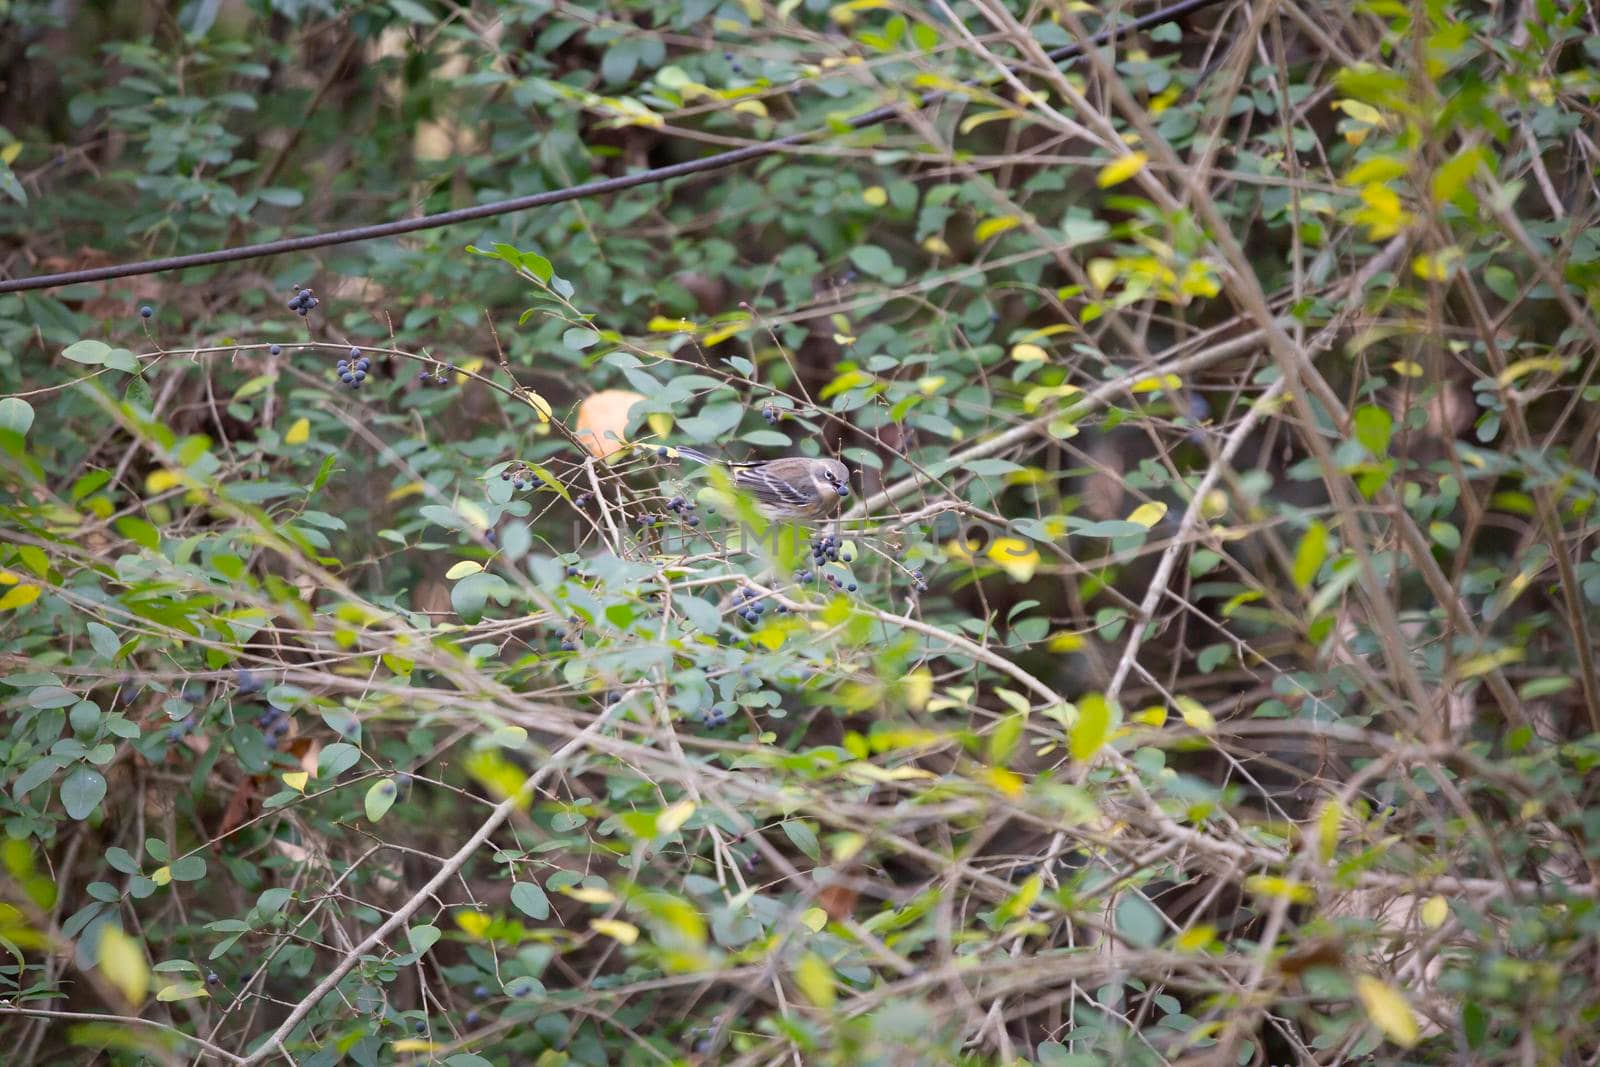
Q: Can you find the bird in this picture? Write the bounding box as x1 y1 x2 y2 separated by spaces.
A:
669 448 850 520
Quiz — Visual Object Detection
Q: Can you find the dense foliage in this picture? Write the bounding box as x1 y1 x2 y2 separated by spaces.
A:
3 1 1600 1064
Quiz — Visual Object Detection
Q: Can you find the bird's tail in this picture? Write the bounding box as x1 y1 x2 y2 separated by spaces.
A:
671 446 716 465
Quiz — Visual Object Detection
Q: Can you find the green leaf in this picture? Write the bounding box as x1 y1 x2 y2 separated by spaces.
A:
316 742 361 780
1292 520 1328 591
169 856 206 882
63 340 110 365
407 924 440 955
87 622 121 660
61 766 107 820
1353 404 1393 458
0 397 33 436
510 881 551 920
848 244 894 278
365 778 398 822
781 820 821 862
1069 693 1112 762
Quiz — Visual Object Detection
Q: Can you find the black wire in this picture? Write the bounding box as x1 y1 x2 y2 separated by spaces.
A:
0 0 1225 295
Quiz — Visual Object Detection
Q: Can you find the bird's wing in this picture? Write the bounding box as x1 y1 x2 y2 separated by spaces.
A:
733 467 815 512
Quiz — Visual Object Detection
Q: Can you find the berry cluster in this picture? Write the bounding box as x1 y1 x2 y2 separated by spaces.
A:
811 533 841 565
234 669 264 696
573 492 592 509
702 706 732 728
337 348 370 389
822 570 858 593
502 464 533 491
558 615 583 652
909 568 928 594
666 495 701 527
415 365 452 388
761 403 781 425
287 287 319 316
257 705 291 749
732 586 787 623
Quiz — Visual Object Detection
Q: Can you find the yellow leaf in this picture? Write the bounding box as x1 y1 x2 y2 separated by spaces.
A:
97 926 149 1004
1496 357 1569 386
1070 693 1112 761
1127 501 1166 528
1391 360 1424 378
454 910 492 938
732 99 768 117
524 390 552 423
800 908 827 933
1130 374 1182 394
284 417 310 446
922 235 952 256
794 951 836 1008
657 799 695 834
986 537 1039 582
829 0 888 24
566 886 617 904
1355 975 1420 1048
391 1039 437 1052
150 867 172 886
1421 895 1448 928
445 561 483 580
647 316 698 333
0 584 41 611
1174 923 1215 951
1175 696 1214 731
1316 800 1342 862
1411 248 1461 281
900 668 933 711
156 979 210 1002
1010 342 1048 363
0 141 21 166
959 109 1022 135
1133 705 1167 727
590 918 639 945
282 771 308 793
861 185 887 206
1087 257 1117 292
145 469 183 493
974 215 1020 242
387 480 426 501
1047 631 1085 653
1243 875 1315 904
1097 151 1148 188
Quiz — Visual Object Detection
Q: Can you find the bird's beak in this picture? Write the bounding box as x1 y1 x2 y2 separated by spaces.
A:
836 482 849 497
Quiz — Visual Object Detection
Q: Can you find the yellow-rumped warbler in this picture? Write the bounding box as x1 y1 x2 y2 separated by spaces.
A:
672 448 850 520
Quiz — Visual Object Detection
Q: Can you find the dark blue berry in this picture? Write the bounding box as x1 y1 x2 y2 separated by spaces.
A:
296 307 309 316
349 347 360 359
352 370 366 383
656 447 668 458
687 515 700 526
340 372 355 384
356 358 370 372
465 1011 480 1026
139 306 153 318
846 583 858 592
485 529 496 544
206 972 219 985
501 469 512 481
269 344 282 356
473 985 489 999
414 1020 426 1033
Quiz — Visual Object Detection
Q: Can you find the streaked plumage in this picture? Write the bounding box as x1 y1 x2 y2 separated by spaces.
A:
673 448 850 520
